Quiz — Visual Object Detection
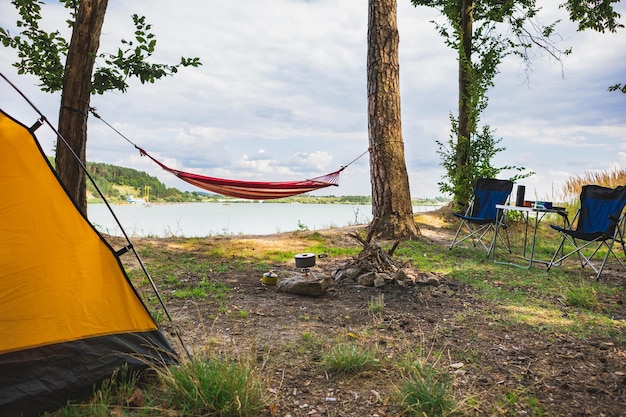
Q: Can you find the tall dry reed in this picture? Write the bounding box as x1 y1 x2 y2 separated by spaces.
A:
561 168 626 202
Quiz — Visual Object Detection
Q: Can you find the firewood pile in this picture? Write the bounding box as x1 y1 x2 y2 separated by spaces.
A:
332 219 439 288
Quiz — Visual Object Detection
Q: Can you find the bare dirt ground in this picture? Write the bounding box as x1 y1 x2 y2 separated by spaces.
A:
128 210 626 417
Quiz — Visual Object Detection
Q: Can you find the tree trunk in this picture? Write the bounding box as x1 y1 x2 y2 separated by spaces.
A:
456 0 474 209
56 0 108 216
367 0 420 239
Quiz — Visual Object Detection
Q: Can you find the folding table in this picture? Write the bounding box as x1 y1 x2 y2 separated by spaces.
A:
492 204 569 269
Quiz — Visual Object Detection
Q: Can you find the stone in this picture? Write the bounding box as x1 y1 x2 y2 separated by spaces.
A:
373 277 386 288
415 274 440 287
395 267 419 284
357 271 376 287
345 267 361 280
333 269 347 282
333 267 363 282
374 272 392 288
277 272 332 297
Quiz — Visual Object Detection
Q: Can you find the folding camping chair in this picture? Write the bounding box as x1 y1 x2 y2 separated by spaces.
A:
547 184 626 280
450 178 513 254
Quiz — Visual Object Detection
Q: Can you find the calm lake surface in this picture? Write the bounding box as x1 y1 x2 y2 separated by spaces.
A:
88 202 441 237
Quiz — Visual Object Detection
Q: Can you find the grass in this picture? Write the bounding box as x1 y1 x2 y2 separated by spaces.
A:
395 349 457 417
47 192 624 416
397 217 626 340
157 355 266 416
368 293 385 312
397 361 456 416
42 366 139 417
321 343 381 376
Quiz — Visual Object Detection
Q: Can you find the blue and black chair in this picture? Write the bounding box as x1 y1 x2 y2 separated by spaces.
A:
547 184 626 280
450 178 513 254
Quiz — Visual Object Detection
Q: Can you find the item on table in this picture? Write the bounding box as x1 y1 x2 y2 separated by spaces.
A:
516 185 526 207
533 201 553 210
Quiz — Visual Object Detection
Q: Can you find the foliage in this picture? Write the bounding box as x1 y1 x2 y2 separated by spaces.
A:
411 0 547 209
158 356 265 417
561 0 624 93
608 83 626 93
562 0 624 33
437 119 532 209
0 1 68 91
396 354 456 417
563 280 599 311
0 1 201 94
321 343 380 376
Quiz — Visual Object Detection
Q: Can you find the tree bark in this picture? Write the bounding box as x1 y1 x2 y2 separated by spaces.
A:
56 0 108 216
367 0 420 239
456 0 473 209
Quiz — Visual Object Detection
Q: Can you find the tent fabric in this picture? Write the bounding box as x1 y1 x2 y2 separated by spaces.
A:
0 110 177 416
1 332 172 416
138 147 343 200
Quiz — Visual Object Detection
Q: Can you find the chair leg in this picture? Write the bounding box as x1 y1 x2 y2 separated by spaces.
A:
449 221 464 251
450 221 492 253
476 227 493 252
597 239 626 281
548 234 567 271
494 225 511 254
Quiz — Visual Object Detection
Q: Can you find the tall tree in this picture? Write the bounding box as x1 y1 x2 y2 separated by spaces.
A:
413 0 624 209
56 0 107 213
412 0 565 209
0 0 201 215
456 0 473 207
367 0 420 239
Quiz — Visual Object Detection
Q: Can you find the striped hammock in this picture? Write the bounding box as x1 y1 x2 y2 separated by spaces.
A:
138 148 343 200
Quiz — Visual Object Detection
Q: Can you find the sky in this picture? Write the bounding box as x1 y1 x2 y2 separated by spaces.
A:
1 0 625 201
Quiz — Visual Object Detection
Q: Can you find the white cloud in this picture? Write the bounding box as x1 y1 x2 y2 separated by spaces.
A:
1 0 625 200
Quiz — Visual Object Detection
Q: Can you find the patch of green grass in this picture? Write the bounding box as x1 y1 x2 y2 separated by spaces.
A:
263 250 295 263
395 355 456 417
297 314 311 321
368 294 385 312
398 220 625 340
563 279 599 310
322 343 380 376
299 331 325 354
172 279 229 301
158 355 265 417
173 287 207 299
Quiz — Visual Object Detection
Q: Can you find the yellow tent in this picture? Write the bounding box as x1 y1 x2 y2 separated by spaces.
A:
0 110 177 416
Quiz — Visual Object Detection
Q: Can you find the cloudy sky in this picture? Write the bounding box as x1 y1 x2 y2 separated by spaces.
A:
1 0 625 201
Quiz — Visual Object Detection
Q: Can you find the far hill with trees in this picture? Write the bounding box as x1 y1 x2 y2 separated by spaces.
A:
46 157 208 204
85 161 209 204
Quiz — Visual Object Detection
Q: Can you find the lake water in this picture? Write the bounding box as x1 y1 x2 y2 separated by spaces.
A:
88 202 442 237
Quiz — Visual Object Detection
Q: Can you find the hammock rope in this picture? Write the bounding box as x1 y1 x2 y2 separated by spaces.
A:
90 108 368 200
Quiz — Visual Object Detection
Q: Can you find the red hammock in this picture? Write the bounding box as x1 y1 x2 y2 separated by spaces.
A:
138 148 344 200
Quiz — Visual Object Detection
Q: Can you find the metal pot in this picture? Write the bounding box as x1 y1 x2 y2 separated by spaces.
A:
294 253 316 268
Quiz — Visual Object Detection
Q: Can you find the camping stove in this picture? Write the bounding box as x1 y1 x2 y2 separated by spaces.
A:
294 253 316 276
